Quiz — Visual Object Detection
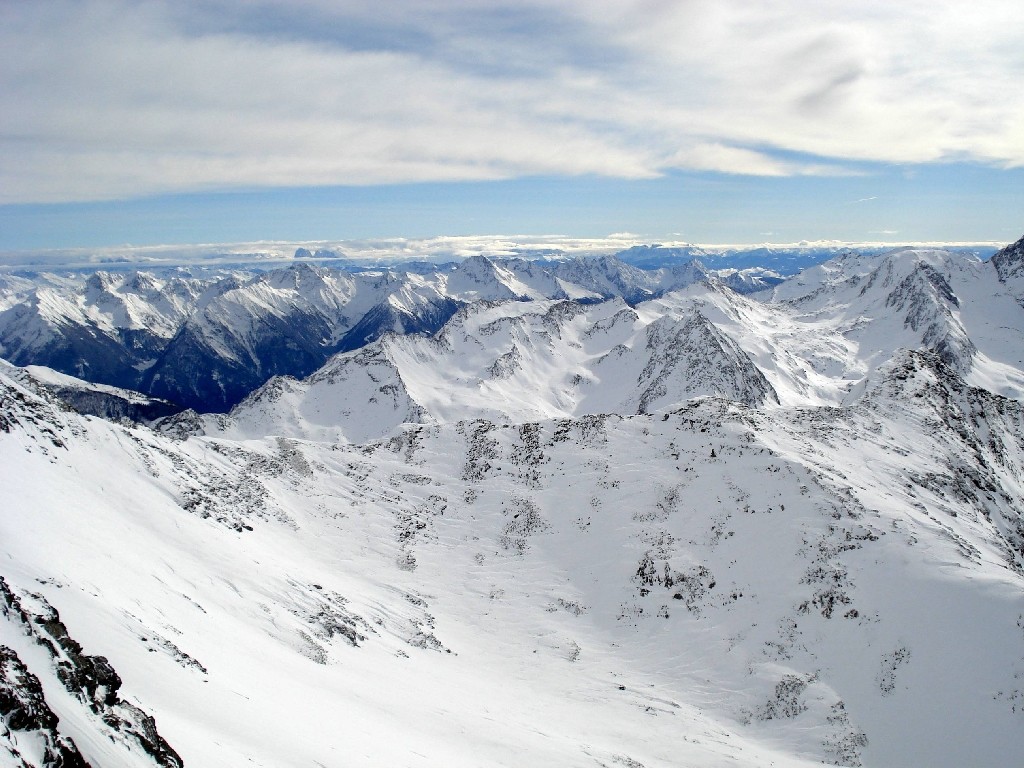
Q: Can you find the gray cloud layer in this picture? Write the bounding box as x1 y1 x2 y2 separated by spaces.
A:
2 0 1021 203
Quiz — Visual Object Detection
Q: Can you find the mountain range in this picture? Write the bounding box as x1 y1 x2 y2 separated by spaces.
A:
2 235 1024 767
0 255 771 413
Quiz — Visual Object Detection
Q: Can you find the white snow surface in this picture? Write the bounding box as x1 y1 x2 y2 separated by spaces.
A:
3 244 1024 767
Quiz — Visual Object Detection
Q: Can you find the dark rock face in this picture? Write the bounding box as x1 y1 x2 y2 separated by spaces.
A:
1 645 92 767
1 646 58 733
991 234 1024 282
636 309 779 412
0 362 183 424
337 297 462 354
45 387 182 422
0 577 183 768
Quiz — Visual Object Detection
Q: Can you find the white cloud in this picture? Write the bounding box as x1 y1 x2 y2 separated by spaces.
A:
1 0 1021 203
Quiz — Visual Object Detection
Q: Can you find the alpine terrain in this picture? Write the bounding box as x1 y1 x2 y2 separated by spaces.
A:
3 237 1024 767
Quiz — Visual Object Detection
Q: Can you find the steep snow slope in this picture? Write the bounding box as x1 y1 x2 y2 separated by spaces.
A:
3 354 1024 767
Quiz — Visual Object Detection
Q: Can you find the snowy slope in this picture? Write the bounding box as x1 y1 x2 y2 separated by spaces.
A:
3 351 1024 767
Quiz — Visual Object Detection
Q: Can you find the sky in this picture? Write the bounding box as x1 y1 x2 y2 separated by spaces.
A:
1 0 1022 251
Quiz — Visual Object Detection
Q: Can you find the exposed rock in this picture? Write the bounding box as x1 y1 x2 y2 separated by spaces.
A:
1 645 91 768
1 577 183 768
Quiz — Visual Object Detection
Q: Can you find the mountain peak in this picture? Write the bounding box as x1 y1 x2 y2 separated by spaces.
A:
991 233 1024 282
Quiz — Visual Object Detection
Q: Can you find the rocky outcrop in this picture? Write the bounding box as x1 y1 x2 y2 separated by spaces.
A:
1 645 91 768
635 309 778 412
990 234 1024 283
1 577 183 768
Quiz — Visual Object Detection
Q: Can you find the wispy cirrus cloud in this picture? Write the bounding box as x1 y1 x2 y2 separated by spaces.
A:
1 0 1021 204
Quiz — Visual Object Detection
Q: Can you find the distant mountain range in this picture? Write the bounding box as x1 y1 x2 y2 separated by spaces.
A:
0 239 1016 418
0 253 779 412
184 238 1022 441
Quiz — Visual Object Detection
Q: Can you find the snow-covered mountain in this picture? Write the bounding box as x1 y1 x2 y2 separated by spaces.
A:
208 284 782 443
139 264 465 412
0 270 212 393
0 256 728 412
199 242 1024 444
769 242 1024 398
3 236 1024 767
5 242 1017 418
